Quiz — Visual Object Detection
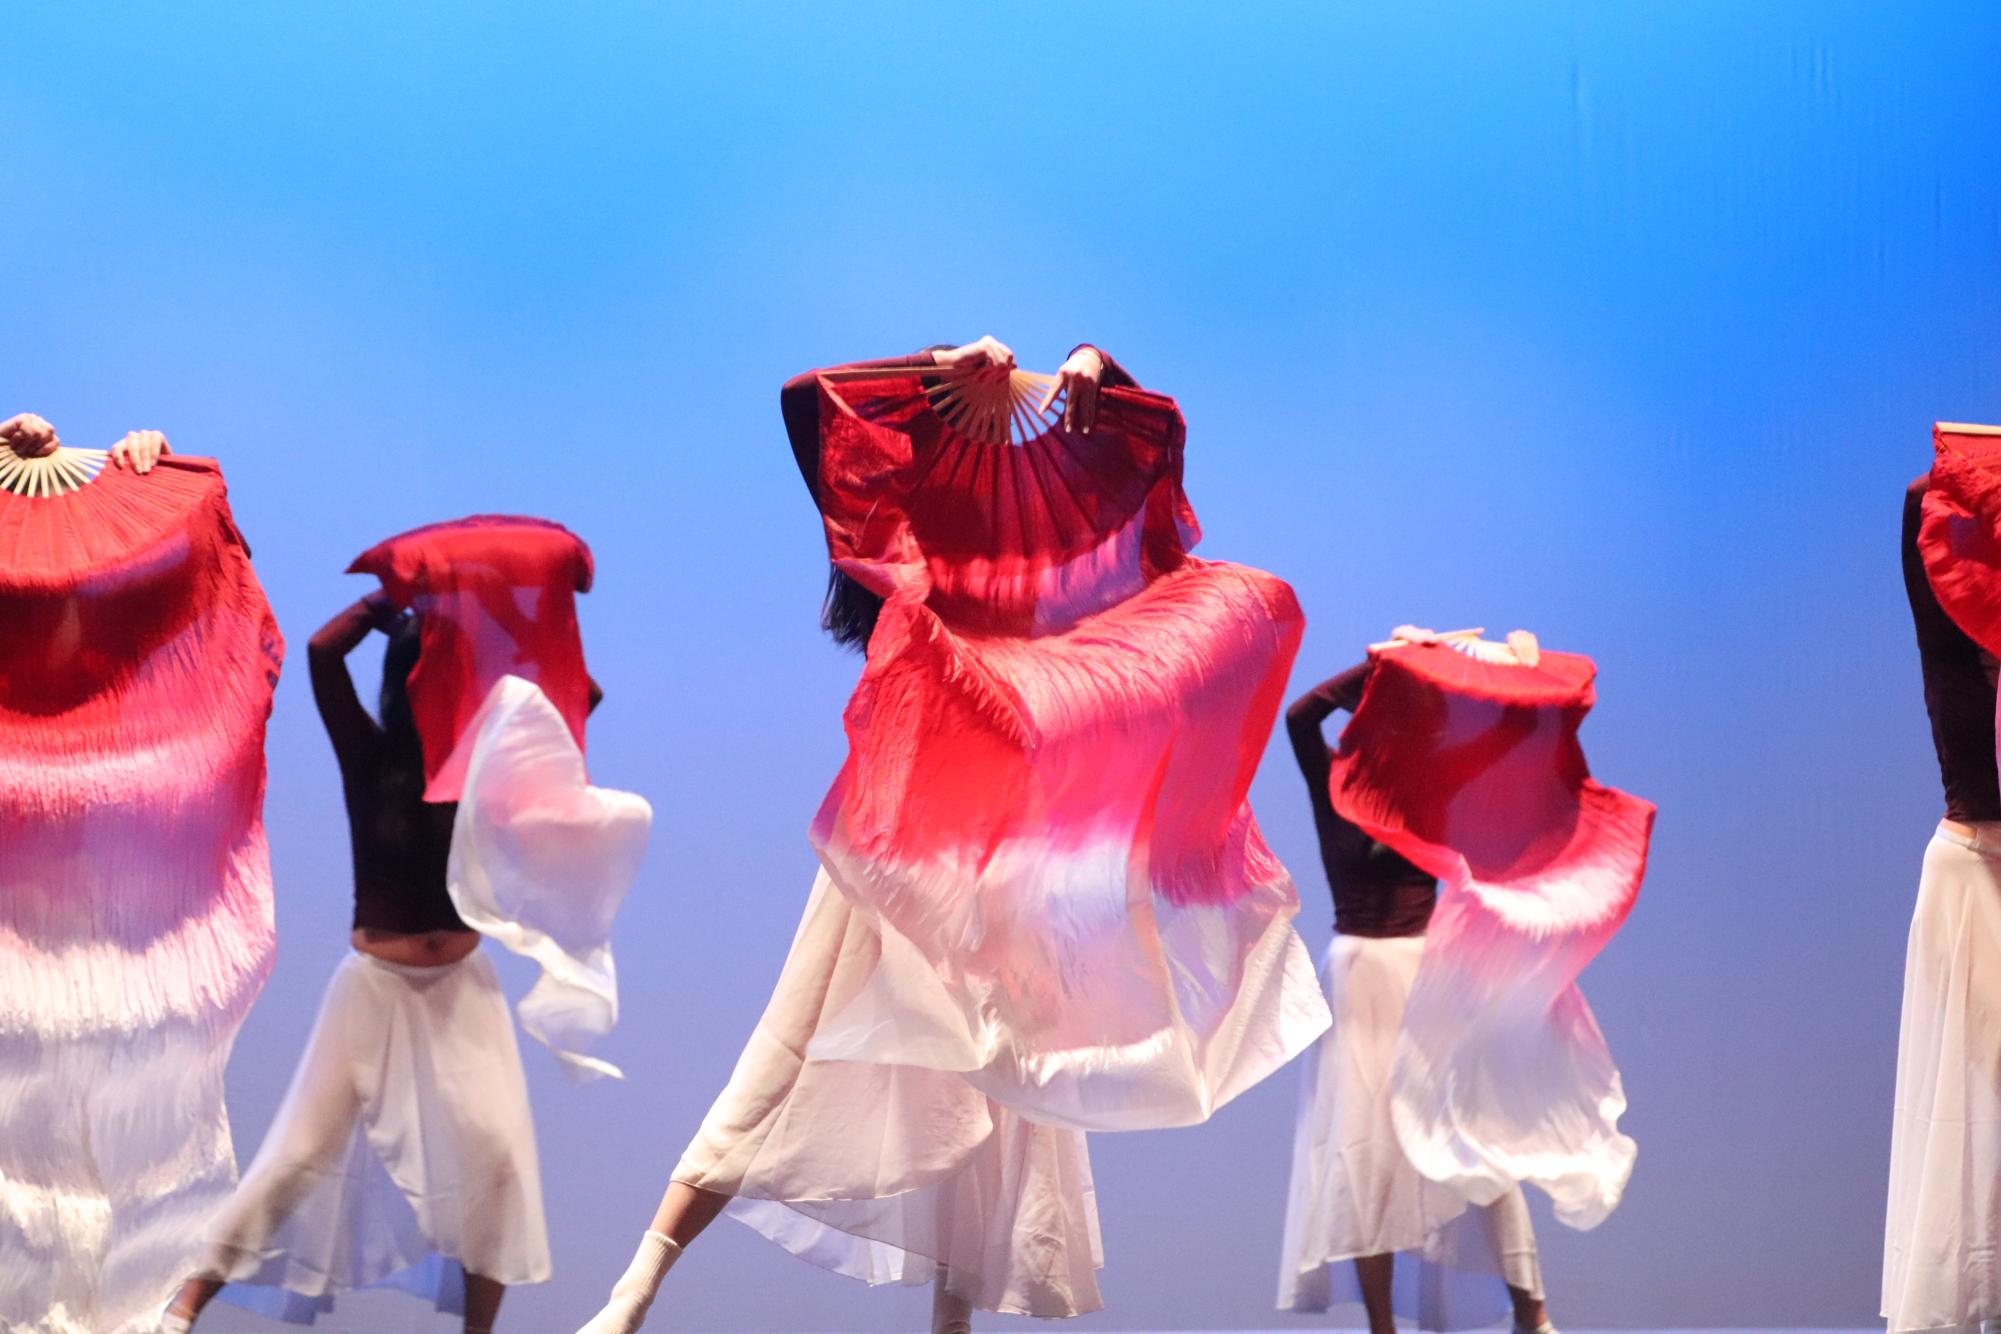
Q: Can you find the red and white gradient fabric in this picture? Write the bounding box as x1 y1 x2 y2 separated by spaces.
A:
798 368 1330 1132
1918 425 2001 660
1328 640 1653 1229
353 518 649 1081
0 458 282 1334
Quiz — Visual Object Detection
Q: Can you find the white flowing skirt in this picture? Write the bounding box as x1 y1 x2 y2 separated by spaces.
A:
197 951 548 1324
674 872 1104 1318
1884 823 2001 1333
1279 934 1541 1331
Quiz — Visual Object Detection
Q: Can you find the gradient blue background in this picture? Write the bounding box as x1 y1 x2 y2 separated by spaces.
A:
6 3 2001 1330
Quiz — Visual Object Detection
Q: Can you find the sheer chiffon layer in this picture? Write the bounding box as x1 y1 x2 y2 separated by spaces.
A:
0 460 282 1334
1279 935 1542 1331
804 369 1329 1131
448 675 652 1080
1884 826 2001 1334
674 873 1103 1318
199 952 548 1324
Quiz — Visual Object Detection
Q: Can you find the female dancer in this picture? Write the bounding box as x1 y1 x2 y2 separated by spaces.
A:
1884 443 2001 1334
1277 644 1554 1334
574 335 1327 1333
165 591 590 1332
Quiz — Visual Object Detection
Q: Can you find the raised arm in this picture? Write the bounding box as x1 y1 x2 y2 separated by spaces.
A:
309 594 398 766
779 349 948 502
1285 661 1371 798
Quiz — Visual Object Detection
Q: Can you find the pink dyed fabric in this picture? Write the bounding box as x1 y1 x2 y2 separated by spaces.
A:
0 458 282 1333
1329 641 1653 1229
800 368 1330 1132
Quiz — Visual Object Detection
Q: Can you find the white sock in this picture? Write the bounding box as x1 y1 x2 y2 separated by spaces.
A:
161 1316 193 1334
1514 1322 1557 1334
574 1232 681 1334
931 1274 973 1334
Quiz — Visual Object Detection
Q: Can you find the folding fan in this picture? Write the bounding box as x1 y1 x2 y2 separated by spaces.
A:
821 361 1066 447
0 441 109 497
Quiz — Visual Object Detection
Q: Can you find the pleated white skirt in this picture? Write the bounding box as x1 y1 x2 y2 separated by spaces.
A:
674 872 1104 1318
197 950 549 1324
1884 823 2001 1334
1279 934 1541 1330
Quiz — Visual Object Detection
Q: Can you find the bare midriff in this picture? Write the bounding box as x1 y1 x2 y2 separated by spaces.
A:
351 927 482 967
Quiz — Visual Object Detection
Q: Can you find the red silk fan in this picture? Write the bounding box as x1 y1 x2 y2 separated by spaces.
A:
818 359 1067 448
1917 421 2001 658
349 515 596 802
1328 631 1652 1228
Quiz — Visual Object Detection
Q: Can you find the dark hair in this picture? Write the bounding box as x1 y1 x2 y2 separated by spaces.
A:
379 613 424 747
822 568 882 650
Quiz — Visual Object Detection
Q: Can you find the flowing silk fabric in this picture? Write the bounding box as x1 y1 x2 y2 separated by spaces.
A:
351 519 648 1077
1278 935 1543 1329
1328 643 1652 1229
349 515 594 803
448 675 651 1079
0 458 282 1334
799 369 1329 1132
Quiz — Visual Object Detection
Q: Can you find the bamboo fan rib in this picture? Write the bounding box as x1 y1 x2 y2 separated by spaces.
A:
0 446 109 498
1445 630 1542 668
821 363 1065 446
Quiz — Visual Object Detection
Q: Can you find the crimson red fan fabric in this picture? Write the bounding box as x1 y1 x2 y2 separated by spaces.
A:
798 367 1329 1132
1328 639 1653 1229
1917 425 2001 658
349 515 595 803
0 457 282 1334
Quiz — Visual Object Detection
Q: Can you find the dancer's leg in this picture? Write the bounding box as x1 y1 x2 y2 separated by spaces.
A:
1353 1253 1395 1334
161 1278 224 1331
464 1273 506 1333
931 1272 974 1334
648 1179 731 1248
1508 1285 1552 1334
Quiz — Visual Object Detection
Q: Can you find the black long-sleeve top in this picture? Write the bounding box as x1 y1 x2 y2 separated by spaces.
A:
1903 475 2001 823
1286 662 1439 937
309 598 470 934
310 599 608 933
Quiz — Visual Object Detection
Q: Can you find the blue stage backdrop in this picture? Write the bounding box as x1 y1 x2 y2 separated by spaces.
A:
6 4 2001 1330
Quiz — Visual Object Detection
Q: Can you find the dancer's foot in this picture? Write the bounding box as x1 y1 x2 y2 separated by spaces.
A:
931 1275 973 1334
574 1232 680 1334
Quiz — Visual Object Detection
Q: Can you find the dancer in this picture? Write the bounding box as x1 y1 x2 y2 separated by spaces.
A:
573 336 1329 1333
0 419 280 1334
167 517 649 1332
1277 642 1550 1334
1278 625 1653 1334
1885 425 2001 1334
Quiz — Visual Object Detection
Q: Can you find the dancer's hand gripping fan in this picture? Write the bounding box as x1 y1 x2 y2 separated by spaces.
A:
351 516 651 1080
1330 628 1654 1229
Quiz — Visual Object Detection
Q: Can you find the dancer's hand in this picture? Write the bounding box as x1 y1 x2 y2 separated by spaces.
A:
1388 624 1444 646
109 429 171 474
932 335 1015 372
0 413 60 459
1041 345 1106 434
363 591 406 634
